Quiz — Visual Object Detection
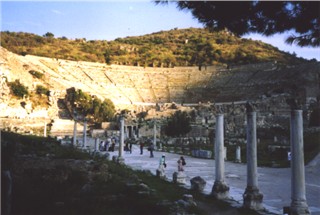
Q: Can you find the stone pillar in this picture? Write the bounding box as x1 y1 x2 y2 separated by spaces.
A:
83 119 87 149
133 126 137 139
95 138 99 152
118 117 125 163
243 109 264 210
43 120 47 137
290 110 310 215
124 126 127 139
224 146 227 160
212 114 229 199
73 120 77 146
235 146 241 163
153 121 157 148
136 125 140 138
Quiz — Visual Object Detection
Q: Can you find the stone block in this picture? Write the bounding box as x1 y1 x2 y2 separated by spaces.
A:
156 167 166 180
190 176 206 192
191 150 212 159
172 171 186 184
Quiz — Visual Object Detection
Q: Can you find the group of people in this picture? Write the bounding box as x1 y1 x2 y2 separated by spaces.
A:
137 138 186 171
99 138 116 152
139 139 154 157
158 154 186 172
99 137 186 172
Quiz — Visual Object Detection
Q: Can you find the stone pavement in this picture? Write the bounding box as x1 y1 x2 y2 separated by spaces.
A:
101 144 320 215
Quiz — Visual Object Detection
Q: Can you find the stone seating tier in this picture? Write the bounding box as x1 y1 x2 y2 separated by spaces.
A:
1 47 319 110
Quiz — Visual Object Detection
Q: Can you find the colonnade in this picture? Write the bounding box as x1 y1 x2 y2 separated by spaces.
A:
212 104 310 214
71 105 310 214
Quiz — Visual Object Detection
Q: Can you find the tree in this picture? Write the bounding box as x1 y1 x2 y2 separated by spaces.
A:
156 1 319 47
66 89 116 123
164 110 191 137
104 49 112 64
94 98 116 123
74 89 93 116
43 32 54 38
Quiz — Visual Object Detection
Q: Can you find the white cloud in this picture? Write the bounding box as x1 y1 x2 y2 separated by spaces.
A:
51 9 62 14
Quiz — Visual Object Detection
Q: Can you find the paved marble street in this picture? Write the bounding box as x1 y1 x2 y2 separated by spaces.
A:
102 145 320 215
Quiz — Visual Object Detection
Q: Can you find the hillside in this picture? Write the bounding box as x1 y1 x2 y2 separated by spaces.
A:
0 28 311 67
0 28 319 138
1 45 318 108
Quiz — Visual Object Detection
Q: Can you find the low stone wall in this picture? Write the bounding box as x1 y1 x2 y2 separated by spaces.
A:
191 149 212 159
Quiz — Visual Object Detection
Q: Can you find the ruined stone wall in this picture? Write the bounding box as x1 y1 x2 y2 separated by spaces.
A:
1 47 319 108
0 47 319 136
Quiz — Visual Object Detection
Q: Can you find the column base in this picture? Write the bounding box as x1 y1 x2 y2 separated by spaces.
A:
173 171 186 184
243 186 264 210
211 181 229 200
156 166 167 180
234 159 241 163
290 199 310 215
116 156 125 164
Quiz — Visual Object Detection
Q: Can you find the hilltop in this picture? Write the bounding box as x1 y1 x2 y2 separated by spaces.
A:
0 28 312 67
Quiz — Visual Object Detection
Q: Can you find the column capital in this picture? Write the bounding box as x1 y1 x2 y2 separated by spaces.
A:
215 105 224 114
216 113 224 116
286 98 303 110
246 101 256 113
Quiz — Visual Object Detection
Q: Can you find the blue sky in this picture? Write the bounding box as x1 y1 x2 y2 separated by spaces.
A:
1 1 319 61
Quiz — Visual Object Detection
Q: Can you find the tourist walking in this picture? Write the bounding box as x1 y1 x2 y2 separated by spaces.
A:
149 143 154 158
125 140 129 152
177 156 186 172
99 140 105 151
159 154 167 169
140 140 144 155
109 139 115 152
105 138 110 151
129 141 133 154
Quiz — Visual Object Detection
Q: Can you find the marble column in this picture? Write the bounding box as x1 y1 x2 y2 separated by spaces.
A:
211 114 229 199
73 120 77 146
153 121 157 148
243 110 263 210
43 120 47 137
235 146 241 163
95 138 99 152
136 125 140 138
83 119 87 149
290 110 310 215
118 117 125 163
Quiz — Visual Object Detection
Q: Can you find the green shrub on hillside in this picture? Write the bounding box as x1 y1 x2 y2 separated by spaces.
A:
8 80 29 98
0 29 309 67
35 85 49 96
29 70 44 79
